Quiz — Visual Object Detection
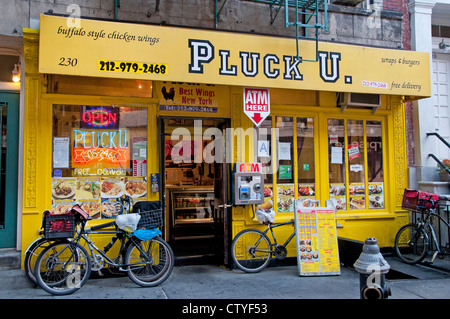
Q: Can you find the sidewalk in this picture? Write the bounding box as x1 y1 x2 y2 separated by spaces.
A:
0 255 449 300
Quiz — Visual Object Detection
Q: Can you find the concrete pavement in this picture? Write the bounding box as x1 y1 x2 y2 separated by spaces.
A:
0 256 450 300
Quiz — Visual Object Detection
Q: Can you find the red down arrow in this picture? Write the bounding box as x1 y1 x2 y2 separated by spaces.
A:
251 113 263 125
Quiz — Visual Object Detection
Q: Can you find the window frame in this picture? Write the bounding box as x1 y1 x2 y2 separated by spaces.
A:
254 112 320 217
254 111 388 216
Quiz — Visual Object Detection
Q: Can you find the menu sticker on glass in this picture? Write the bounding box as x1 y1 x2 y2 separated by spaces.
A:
331 146 343 164
294 201 340 276
276 184 294 213
278 142 291 160
298 184 316 208
369 182 384 209
329 183 346 211
51 177 77 214
53 137 70 168
124 177 147 199
349 183 365 210
257 140 270 158
78 200 102 220
348 142 361 161
279 165 292 179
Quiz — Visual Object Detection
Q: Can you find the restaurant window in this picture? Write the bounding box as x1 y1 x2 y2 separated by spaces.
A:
256 116 275 204
366 121 384 209
347 120 365 210
328 118 384 211
256 117 273 185
297 117 315 207
256 116 316 214
328 119 346 211
51 105 148 218
276 116 294 213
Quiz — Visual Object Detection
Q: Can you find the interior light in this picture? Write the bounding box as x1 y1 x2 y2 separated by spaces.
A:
12 63 20 83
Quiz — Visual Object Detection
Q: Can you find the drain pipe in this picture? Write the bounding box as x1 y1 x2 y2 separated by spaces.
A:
114 0 120 20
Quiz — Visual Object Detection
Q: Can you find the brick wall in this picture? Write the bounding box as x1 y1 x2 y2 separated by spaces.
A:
1 0 406 50
383 0 415 165
383 0 411 50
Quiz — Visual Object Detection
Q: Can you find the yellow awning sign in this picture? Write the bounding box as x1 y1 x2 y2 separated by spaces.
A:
39 15 431 97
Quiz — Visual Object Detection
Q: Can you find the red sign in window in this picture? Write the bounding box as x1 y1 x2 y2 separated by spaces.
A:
80 106 120 129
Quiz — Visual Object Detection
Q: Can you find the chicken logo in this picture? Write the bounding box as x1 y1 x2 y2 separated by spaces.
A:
161 86 175 101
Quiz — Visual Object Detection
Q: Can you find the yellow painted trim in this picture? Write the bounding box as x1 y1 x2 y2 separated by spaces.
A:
363 121 368 209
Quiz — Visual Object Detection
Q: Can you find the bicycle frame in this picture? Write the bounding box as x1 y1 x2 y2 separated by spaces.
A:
76 226 156 271
78 228 128 269
422 209 450 258
263 220 296 249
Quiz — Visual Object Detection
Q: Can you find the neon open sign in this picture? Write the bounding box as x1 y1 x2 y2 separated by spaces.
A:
80 106 119 129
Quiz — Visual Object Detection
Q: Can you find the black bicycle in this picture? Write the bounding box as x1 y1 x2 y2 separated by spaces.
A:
33 201 174 295
395 190 450 264
231 219 296 273
25 196 141 285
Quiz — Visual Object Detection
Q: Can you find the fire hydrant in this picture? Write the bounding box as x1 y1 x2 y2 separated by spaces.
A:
353 237 391 299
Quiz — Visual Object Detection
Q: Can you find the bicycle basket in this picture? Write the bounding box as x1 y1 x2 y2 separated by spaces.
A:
44 213 76 239
402 188 439 211
134 201 164 229
137 209 163 229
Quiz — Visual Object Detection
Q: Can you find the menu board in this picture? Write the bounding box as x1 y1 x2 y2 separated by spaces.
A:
294 201 340 276
51 176 147 219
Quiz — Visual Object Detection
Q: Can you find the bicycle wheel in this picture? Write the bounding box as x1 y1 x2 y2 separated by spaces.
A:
24 237 57 286
231 228 272 273
394 223 429 264
125 236 174 287
34 241 91 295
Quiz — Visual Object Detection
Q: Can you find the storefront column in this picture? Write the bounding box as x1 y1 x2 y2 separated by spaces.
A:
21 29 46 254
230 87 256 237
392 95 411 232
408 0 437 184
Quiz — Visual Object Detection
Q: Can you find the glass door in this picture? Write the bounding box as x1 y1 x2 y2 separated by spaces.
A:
0 92 19 248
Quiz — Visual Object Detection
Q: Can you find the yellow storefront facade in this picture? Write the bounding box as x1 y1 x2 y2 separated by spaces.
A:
21 15 431 266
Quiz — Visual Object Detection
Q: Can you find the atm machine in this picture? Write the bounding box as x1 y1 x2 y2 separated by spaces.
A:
232 163 264 205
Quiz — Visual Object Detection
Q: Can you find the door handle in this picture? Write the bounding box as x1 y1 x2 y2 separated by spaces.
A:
218 204 233 208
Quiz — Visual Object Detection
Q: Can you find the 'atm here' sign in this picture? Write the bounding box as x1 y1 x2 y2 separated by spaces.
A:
243 88 270 127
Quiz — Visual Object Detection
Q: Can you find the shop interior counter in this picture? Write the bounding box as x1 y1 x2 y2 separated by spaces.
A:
167 187 215 240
